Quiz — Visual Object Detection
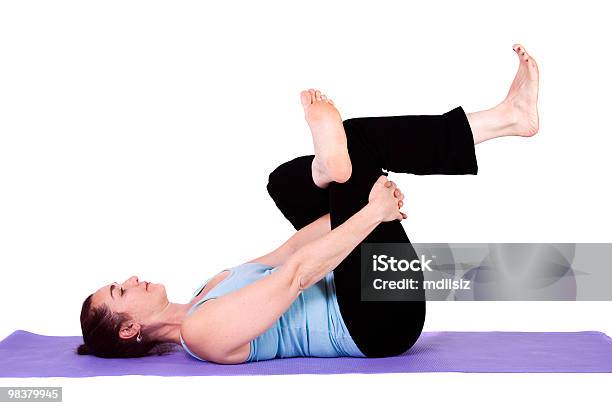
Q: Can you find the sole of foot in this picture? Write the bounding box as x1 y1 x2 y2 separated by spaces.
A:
300 88 352 187
501 43 540 137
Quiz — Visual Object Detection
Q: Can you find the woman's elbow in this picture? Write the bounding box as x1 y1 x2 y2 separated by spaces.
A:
285 249 321 292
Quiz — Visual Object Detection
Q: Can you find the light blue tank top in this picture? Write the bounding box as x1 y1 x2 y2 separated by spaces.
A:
179 262 365 362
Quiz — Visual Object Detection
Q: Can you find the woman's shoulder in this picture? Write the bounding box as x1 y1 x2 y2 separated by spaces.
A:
179 262 274 362
180 297 251 364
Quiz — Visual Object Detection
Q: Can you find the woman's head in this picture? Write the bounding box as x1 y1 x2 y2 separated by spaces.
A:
77 275 173 358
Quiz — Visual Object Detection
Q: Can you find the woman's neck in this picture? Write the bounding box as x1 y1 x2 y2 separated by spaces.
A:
146 301 193 344
149 271 229 344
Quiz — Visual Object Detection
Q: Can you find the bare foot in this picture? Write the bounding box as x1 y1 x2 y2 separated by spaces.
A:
501 43 540 136
300 88 352 188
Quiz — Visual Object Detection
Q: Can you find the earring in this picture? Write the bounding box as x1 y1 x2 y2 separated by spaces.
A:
136 331 142 343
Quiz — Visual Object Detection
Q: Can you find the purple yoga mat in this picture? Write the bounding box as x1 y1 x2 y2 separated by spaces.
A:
1 330 611 377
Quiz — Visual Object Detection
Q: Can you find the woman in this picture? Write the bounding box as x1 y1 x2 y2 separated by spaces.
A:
78 44 539 363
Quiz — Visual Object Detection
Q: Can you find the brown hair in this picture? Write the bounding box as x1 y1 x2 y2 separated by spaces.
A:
76 293 176 358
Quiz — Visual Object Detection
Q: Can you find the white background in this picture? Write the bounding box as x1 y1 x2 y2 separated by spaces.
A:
1 0 611 406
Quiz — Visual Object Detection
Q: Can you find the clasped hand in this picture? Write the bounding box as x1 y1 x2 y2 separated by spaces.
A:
368 175 407 222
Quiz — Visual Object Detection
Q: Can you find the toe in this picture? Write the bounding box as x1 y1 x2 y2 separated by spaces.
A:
514 44 531 63
328 99 334 105
315 90 322 101
300 90 312 108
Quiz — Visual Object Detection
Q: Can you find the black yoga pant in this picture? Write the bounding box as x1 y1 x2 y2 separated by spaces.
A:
266 106 478 357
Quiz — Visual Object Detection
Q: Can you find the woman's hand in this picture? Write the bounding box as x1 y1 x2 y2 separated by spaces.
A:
368 175 407 222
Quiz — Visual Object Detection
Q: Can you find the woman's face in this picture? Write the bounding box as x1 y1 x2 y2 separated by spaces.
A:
91 276 169 322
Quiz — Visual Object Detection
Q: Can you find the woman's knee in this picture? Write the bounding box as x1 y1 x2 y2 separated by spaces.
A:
266 165 283 202
266 158 298 202
267 156 315 198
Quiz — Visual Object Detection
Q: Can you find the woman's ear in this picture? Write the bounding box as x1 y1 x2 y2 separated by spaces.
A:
118 321 140 340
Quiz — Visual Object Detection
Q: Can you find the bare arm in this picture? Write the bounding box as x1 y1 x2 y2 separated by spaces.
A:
248 175 406 268
289 176 406 292
181 176 405 364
